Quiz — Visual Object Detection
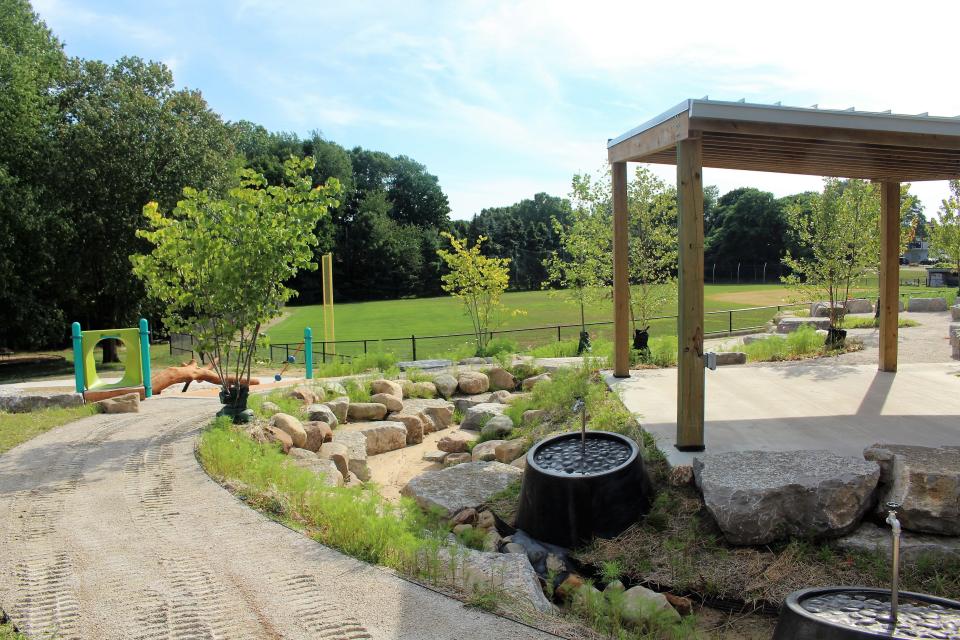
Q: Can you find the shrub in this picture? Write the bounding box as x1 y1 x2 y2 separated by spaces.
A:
248 390 302 418
477 337 518 358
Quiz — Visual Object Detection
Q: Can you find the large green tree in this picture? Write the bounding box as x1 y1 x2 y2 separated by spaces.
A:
705 188 788 269
929 180 960 292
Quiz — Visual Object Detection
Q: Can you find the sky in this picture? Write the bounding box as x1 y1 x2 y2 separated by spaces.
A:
32 0 960 220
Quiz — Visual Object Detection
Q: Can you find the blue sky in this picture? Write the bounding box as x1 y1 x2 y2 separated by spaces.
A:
33 0 959 219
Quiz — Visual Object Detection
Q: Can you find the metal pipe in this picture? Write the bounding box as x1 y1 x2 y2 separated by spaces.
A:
886 501 902 623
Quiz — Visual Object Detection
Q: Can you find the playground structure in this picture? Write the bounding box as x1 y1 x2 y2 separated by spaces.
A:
72 318 152 401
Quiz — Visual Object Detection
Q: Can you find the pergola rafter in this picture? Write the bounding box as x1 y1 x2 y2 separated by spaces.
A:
608 99 960 451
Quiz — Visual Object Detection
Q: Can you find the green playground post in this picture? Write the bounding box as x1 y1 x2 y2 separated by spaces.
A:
304 327 313 380
71 322 84 393
139 318 152 398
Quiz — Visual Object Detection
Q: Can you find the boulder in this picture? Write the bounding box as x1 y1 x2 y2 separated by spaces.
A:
452 394 493 413
472 439 505 462
810 301 844 317
264 425 293 453
511 456 527 471
693 450 880 545
397 358 453 371
370 378 403 399
435 546 553 613
402 460 522 515
412 381 437 398
951 323 960 360
423 450 448 464
489 390 512 404
907 297 948 312
486 367 517 391
402 399 454 430
437 436 469 453
834 522 960 562
521 373 551 391
352 421 408 455
323 397 350 424
389 413 425 445
776 316 831 333
260 401 281 415
96 392 140 414
714 352 747 366
461 402 506 431
288 385 322 405
302 403 338 428
347 402 388 421
370 392 403 413
244 424 269 445
481 415 514 439
433 373 458 399
845 298 874 314
459 357 493 365
952 304 960 321
331 430 370 481
270 413 307 449
301 421 332 452
522 409 547 426
495 439 526 464
293 457 343 487
864 444 960 535
318 442 351 479
0 391 84 413
741 333 779 345
444 452 472 466
320 382 347 397
621 585 680 626
457 371 490 395
288 447 317 460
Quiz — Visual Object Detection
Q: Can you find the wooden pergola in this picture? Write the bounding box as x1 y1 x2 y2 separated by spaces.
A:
608 99 960 451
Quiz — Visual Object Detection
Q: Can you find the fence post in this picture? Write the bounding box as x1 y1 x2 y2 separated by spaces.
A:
285 344 290 363
728 310 733 334
321 341 326 364
363 340 368 354
411 334 417 361
557 325 561 342
304 327 313 380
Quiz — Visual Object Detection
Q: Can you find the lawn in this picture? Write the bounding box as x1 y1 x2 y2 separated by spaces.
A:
0 405 100 454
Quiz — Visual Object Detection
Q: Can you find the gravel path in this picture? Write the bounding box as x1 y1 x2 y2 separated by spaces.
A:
0 397 554 640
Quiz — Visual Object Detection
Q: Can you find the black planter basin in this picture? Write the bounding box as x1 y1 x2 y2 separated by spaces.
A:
774 587 960 639
514 431 653 548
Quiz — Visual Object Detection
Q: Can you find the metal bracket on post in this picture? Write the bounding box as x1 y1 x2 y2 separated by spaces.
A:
704 352 717 371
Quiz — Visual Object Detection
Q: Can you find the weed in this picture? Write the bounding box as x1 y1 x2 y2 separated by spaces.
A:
600 559 624 583
842 316 919 329
403 367 433 383
248 390 301 419
477 337 518 358
454 525 487 551
312 350 398 378
452 407 465 425
343 379 371 403
466 582 503 612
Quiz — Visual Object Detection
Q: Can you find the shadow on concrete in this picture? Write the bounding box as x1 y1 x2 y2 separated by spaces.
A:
855 372 896 417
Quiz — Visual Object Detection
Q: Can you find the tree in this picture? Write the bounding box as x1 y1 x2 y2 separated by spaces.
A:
929 180 960 293
131 157 340 417
704 188 788 269
437 233 512 354
782 179 880 340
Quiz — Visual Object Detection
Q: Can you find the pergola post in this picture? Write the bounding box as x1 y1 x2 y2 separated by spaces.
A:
879 181 901 372
676 137 705 450
612 161 630 378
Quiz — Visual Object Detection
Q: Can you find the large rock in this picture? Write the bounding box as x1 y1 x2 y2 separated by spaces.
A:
331 430 370 481
288 447 317 460
693 450 880 545
776 316 831 333
810 301 844 318
402 399 454 430
457 371 490 395
390 413 425 445
488 390 512 404
264 425 293 453
288 385 322 405
301 421 332 452
521 373 551 391
952 304 960 321
370 378 402 399
845 298 874 314
486 367 517 391
320 382 347 397
347 402 388 421
452 393 492 413
406 381 437 398
481 415 514 439
96 392 140 414
444 452 472 466
302 403 338 429
270 413 307 449
433 373 458 399
522 409 547 425
355 421 408 455
323 398 349 424
0 391 84 413
951 323 960 360
401 461 523 515
495 439 526 464
621 585 680 626
370 392 403 413
435 546 553 613
423 450 448 464
472 439 505 462
438 436 469 453
461 402 505 431
907 297 948 312
318 442 351 479
834 522 960 562
293 457 343 487
864 444 960 535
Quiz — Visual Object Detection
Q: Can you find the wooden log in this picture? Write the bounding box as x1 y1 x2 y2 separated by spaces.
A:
151 360 261 394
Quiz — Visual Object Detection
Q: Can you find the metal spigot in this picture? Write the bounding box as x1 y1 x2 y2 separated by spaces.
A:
885 501 902 623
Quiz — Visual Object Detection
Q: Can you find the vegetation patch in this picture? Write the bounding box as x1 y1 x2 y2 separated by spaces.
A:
0 404 99 454
842 316 919 329
742 326 863 363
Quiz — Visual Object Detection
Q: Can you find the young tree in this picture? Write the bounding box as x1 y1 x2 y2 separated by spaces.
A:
782 178 880 343
132 157 340 419
437 233 511 354
929 180 960 293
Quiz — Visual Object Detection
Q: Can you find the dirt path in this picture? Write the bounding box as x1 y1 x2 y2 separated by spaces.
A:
0 397 553 640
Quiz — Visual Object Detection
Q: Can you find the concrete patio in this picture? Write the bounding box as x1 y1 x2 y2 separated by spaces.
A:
607 361 960 467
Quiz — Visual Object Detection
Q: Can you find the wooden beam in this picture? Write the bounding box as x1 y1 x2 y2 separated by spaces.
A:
612 161 630 378
608 113 689 164
879 181 901 372
676 138 705 450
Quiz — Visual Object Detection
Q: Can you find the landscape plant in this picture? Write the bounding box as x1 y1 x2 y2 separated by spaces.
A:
782 179 880 344
131 156 340 418
436 233 515 354
929 180 960 294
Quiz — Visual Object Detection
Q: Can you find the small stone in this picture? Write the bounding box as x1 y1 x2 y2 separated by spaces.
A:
483 530 501 552
302 403 338 428
503 542 526 554
477 510 495 530
604 579 625 596
370 378 403 399
668 464 694 487
288 385 321 405
481 415 514 439
489 389 512 404
545 553 566 574
457 371 490 395
347 402 388 421
270 413 307 449
96 392 140 414
438 436 469 453
521 373 551 391
486 367 517 391
495 439 526 464
556 574 584 601
370 392 403 413
664 592 693 616
260 401 281 415
444 452 472 466
422 450 448 464
472 439 505 462
521 409 547 425
461 403 505 431
450 508 478 526
621 585 681 626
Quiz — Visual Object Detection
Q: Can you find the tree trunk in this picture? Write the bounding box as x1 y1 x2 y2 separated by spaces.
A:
101 339 121 364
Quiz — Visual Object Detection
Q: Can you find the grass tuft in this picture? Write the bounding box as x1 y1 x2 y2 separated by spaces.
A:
0 404 100 454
